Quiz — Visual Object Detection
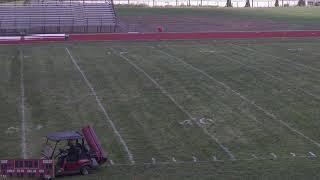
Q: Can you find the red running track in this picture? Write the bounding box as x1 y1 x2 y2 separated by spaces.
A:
70 31 320 41
1 31 320 45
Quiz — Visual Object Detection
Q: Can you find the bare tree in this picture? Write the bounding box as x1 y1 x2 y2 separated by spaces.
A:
226 0 232 7
298 0 306 6
245 0 250 7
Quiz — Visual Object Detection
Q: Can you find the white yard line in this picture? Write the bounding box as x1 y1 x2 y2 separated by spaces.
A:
251 154 258 159
230 43 320 73
110 48 235 160
270 153 277 159
192 156 197 162
19 50 27 159
214 50 320 101
152 157 156 164
172 157 177 163
212 156 217 161
309 152 317 157
155 48 320 149
65 48 135 164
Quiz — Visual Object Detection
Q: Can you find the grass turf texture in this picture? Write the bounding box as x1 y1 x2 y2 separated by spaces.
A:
0 38 320 179
116 6 320 28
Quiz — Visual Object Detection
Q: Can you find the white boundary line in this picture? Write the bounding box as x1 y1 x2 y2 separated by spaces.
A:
155 48 320 149
212 48 320 101
230 43 320 73
108 152 318 167
110 48 235 160
270 153 277 159
19 49 27 159
65 48 135 164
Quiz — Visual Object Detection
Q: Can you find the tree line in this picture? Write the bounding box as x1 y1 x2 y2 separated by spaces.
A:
226 0 306 7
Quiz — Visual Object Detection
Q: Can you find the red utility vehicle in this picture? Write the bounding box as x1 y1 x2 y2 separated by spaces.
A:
41 125 107 177
1 126 107 179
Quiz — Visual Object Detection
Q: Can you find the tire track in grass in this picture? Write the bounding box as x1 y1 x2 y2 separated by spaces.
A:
198 46 320 101
172 44 320 154
155 47 320 149
110 48 236 160
227 43 320 83
193 45 320 138
216 43 320 99
230 43 320 73
77 45 229 162
65 48 135 164
248 42 320 68
122 46 314 158
72 45 190 163
19 49 27 159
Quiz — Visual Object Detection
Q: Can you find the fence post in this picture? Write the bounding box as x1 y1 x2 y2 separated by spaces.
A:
44 16 46 33
72 17 74 33
58 16 61 33
86 17 88 33
100 17 102 32
29 17 31 31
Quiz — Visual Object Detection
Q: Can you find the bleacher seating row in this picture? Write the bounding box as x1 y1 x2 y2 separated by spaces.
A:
0 2 116 34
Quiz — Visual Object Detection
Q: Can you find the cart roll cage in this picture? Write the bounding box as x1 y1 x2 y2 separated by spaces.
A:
45 131 84 159
44 126 107 164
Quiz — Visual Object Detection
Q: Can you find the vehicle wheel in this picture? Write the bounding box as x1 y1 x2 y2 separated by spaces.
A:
80 166 90 175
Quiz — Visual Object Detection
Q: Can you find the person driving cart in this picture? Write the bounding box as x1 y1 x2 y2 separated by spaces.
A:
58 139 81 171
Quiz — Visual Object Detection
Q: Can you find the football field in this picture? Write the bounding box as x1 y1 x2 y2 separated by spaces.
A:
1 38 320 179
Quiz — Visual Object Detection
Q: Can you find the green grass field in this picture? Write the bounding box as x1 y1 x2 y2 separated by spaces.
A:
116 6 320 28
1 38 320 179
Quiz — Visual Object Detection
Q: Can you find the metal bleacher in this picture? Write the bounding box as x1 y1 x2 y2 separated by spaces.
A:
0 1 117 35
